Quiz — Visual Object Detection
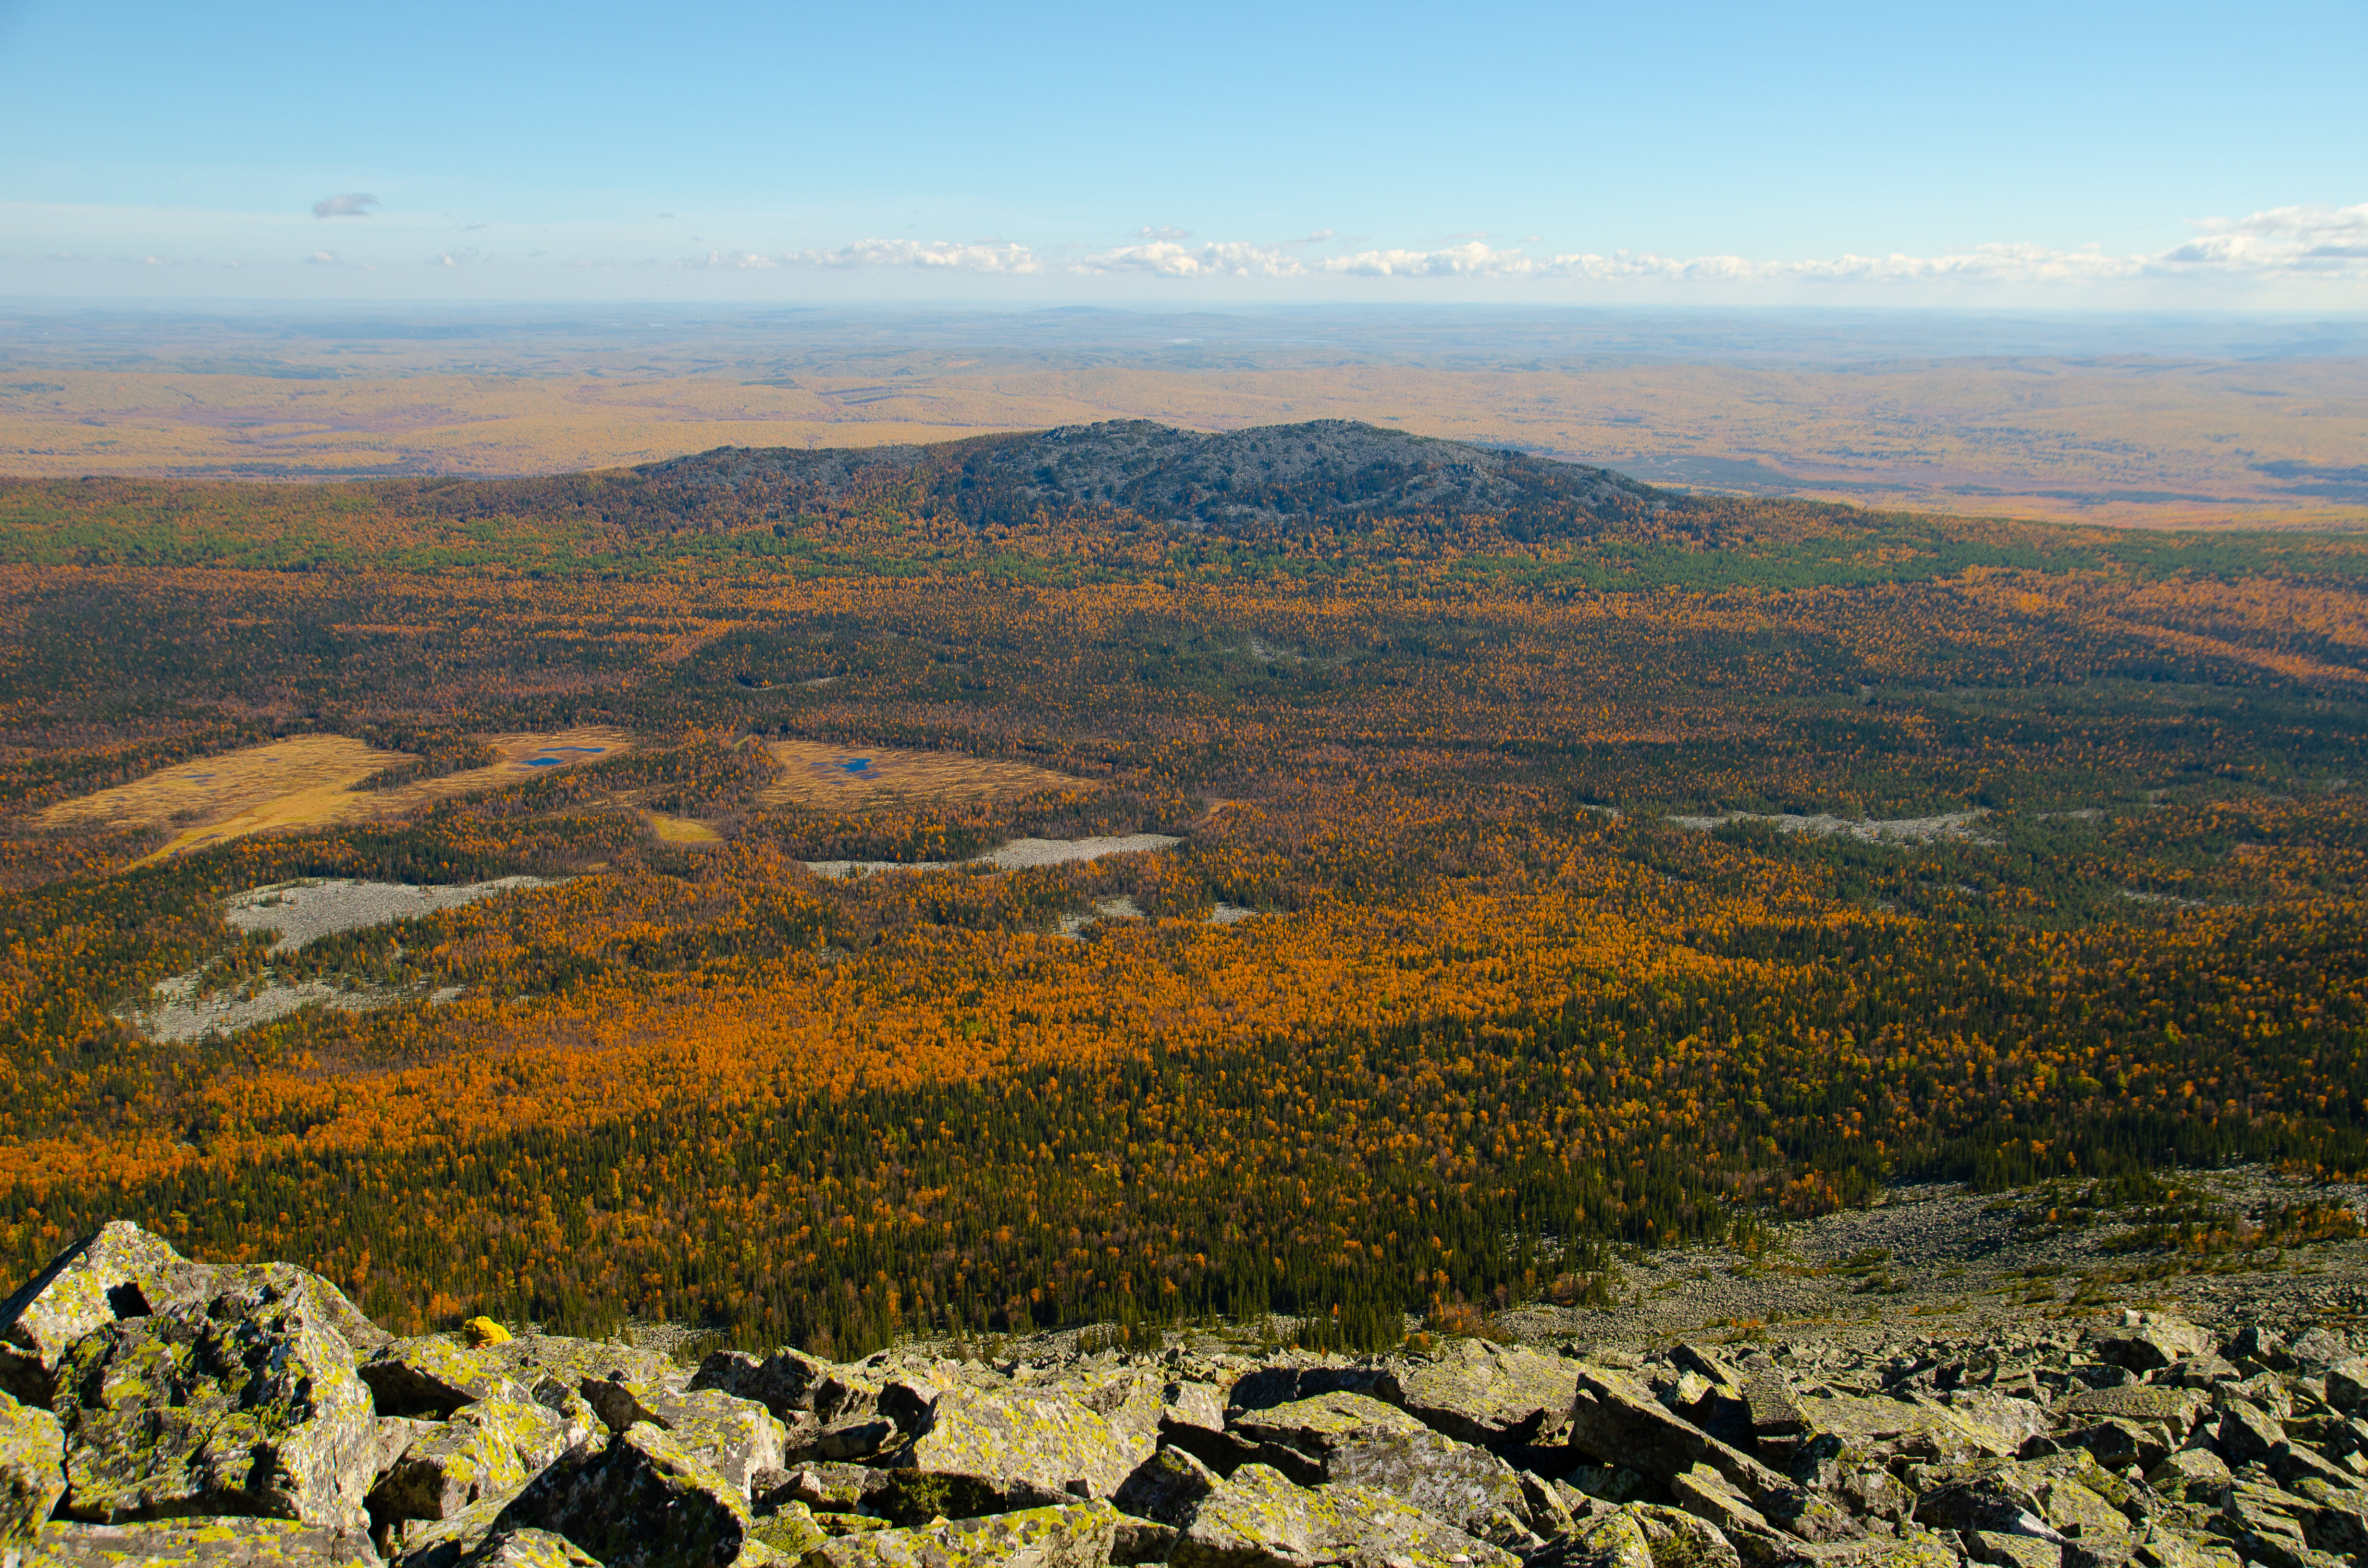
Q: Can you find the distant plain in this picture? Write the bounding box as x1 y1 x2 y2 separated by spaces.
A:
4 304 2364 530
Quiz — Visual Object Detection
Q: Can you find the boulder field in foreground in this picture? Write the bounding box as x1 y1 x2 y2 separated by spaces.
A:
2 1225 2368 1568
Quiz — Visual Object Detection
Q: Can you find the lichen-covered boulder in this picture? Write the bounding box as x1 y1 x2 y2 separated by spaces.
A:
2089 1320 2213 1374
1557 1506 1657 1568
1912 1454 2130 1568
370 1399 575 1522
51 1263 380 1530
363 1338 537 1419
0 1221 213 1405
692 1347 835 1420
898 1386 1139 1506
0 1387 63 1543
33 1514 379 1565
1162 1382 1226 1436
395 1489 518 1568
801 1500 1121 1568
207 1263 389 1358
1113 1446 1221 1526
1568 1367 1794 1499
1230 1390 1430 1454
1398 1339 1578 1447
749 1501 828 1558
456 1528 600 1568
578 1377 788 1494
483 1335 680 1404
496 1425 753 1568
1632 1502 1744 1568
2056 1385 2208 1441
1169 1461 1519 1568
1231 1391 1540 1547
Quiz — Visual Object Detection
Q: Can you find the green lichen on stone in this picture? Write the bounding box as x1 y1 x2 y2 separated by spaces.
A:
879 1470 1008 1529
0 1386 65 1542
750 1504 827 1558
1232 1390 1429 1448
817 1514 893 1537
362 1338 531 1419
1563 1507 1656 1568
1172 1462 1517 1568
902 1387 1134 1502
799 1500 1120 1568
496 1425 750 1568
51 1266 377 1531
455 1527 600 1568
371 1400 571 1522
28 1514 377 1566
0 1222 209 1406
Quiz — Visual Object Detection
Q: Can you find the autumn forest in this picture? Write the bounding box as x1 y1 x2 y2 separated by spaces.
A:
0 422 2363 1358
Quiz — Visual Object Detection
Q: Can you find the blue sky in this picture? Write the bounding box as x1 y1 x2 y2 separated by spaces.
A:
3 0 2363 306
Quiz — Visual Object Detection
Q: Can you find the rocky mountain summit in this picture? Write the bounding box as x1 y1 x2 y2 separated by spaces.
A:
5 1220 2368 1568
636 420 1662 537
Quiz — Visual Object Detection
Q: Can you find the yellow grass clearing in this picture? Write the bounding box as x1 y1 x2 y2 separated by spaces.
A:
42 726 635 865
760 740 1089 808
647 812 723 845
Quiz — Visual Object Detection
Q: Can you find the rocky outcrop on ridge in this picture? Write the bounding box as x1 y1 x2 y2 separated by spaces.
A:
7 1221 2368 1568
634 420 1663 539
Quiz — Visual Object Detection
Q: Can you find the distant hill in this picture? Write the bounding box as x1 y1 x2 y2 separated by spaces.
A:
627 420 1665 540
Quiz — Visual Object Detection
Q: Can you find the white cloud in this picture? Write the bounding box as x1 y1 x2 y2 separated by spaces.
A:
1077 239 1311 277
2164 203 2368 269
792 238 1042 273
312 193 379 219
680 250 781 270
1321 240 1530 278
743 202 2368 294
306 251 376 270
432 248 487 268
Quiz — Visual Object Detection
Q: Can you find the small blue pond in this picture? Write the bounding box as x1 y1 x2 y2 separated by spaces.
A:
839 758 873 774
518 746 608 768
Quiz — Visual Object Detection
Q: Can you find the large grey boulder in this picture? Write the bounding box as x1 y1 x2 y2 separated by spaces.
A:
802 1500 1121 1568
690 1347 834 1419
0 1221 214 1405
577 1376 787 1494
1566 1367 1797 1504
1230 1390 1541 1547
1113 1446 1222 1526
1170 1460 1520 1568
495 1425 754 1568
0 1388 64 1544
1912 1454 2133 1568
1400 1340 1579 1446
363 1338 538 1418
1162 1381 1227 1436
2090 1321 2213 1375
51 1262 381 1530
896 1385 1144 1506
2287 1329 2352 1376
370 1398 576 1522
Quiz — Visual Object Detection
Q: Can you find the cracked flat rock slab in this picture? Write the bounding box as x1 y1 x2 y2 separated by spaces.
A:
1170 1461 1518 1568
1398 1342 1579 1446
27 1517 377 1566
901 1386 1144 1503
799 1500 1121 1568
